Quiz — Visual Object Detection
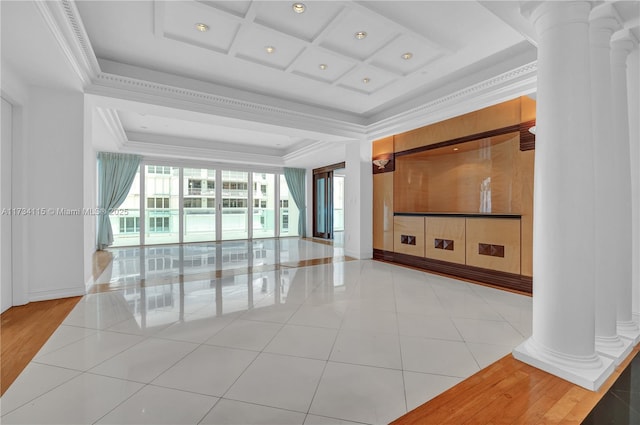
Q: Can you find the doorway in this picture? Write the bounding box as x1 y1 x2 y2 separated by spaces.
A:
312 162 345 240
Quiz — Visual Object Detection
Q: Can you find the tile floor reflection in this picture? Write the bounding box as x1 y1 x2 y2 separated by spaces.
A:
1 239 532 425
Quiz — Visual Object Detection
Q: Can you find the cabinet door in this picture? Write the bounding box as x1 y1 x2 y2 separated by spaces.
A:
425 217 466 264
466 218 521 274
393 216 425 257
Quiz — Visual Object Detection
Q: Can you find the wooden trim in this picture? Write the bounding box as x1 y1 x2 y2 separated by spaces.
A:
313 162 345 174
373 249 532 293
395 212 521 219
519 119 536 151
372 153 395 174
395 124 521 157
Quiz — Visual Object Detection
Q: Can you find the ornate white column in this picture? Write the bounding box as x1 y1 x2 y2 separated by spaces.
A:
590 9 633 363
513 1 615 391
611 33 640 343
629 44 640 326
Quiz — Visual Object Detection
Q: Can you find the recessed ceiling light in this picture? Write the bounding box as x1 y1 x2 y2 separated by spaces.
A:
292 3 305 13
402 52 413 60
362 77 371 84
453 147 459 151
319 64 328 70
195 23 209 32
265 46 276 54
355 31 367 40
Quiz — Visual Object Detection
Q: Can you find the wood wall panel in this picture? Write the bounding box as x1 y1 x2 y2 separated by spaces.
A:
394 216 425 257
373 173 394 251
425 217 466 264
394 99 521 153
372 136 394 156
394 133 520 214
466 218 521 274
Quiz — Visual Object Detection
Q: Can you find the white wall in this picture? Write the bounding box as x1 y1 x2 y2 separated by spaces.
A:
2 65 30 306
344 139 373 259
21 87 86 301
1 97 12 312
84 104 97 289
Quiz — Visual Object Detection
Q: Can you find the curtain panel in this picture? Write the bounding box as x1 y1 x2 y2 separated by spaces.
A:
283 167 307 238
97 152 142 250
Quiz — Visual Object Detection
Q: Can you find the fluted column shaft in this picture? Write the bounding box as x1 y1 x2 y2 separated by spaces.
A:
590 13 628 358
611 37 640 341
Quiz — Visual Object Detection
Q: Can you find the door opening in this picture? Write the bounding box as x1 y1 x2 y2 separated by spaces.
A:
312 162 345 240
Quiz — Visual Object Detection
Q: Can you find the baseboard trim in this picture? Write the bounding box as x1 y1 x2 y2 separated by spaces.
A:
29 286 86 302
373 249 532 294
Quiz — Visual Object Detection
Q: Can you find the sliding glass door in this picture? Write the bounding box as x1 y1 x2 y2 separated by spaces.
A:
313 171 333 239
109 163 298 246
145 165 179 245
183 168 216 243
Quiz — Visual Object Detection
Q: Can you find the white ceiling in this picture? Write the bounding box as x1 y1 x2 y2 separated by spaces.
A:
2 1 639 168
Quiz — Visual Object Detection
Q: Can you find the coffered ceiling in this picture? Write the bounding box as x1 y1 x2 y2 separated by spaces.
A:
2 1 639 167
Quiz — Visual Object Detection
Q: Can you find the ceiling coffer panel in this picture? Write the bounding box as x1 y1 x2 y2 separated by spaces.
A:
162 2 240 54
253 1 344 42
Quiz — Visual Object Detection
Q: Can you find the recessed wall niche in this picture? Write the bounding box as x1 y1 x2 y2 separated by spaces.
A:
394 132 521 214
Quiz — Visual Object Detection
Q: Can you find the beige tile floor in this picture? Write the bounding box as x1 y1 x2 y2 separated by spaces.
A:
0 238 532 424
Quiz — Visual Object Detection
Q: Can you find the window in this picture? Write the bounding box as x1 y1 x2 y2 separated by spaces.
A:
261 184 267 195
148 197 169 208
204 180 215 194
222 198 247 208
119 217 140 233
280 200 289 208
222 182 248 190
188 179 202 195
207 198 216 208
282 214 289 229
149 217 170 232
147 166 171 174
184 198 202 208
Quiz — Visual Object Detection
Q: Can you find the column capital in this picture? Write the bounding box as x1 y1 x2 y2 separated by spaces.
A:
612 30 639 52
590 16 621 48
521 1 593 35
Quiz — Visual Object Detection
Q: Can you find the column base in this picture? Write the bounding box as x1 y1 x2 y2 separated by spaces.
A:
617 320 640 344
595 335 634 365
513 338 615 391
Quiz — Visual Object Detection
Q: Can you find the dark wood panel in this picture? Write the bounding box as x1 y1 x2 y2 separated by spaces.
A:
373 249 532 293
395 124 521 157
313 162 345 174
519 119 536 151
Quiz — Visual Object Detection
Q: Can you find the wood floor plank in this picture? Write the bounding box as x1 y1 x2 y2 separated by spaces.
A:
0 296 81 395
392 346 639 425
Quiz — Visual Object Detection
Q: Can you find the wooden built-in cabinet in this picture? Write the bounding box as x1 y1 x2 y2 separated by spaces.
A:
372 96 535 294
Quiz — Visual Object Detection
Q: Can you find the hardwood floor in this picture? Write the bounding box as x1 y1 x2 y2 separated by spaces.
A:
392 345 640 425
0 296 81 395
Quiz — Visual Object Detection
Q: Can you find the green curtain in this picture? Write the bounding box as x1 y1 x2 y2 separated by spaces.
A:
284 167 306 238
97 152 141 250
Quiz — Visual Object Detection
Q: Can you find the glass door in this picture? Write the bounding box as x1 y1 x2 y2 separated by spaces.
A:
183 168 216 243
220 170 249 240
313 171 333 239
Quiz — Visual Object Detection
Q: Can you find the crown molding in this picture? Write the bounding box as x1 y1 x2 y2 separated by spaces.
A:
120 139 285 167
366 61 538 141
34 0 100 87
95 107 127 149
87 71 367 140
